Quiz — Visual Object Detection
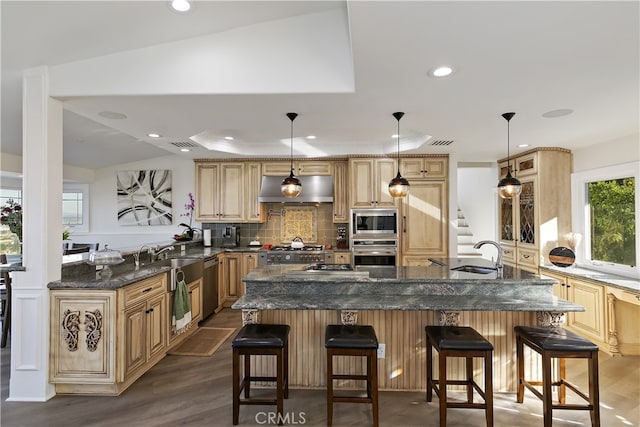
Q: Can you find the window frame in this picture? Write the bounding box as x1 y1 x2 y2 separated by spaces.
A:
62 183 90 233
571 161 639 279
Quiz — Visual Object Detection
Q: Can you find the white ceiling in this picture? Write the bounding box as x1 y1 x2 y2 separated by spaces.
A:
2 1 638 170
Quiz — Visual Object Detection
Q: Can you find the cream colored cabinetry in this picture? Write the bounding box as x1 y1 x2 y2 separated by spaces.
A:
566 278 607 344
50 273 170 395
245 162 266 222
195 162 245 222
241 252 259 296
219 251 259 306
167 277 203 348
332 161 349 222
348 158 397 208
262 160 333 176
606 286 640 355
326 251 351 265
400 157 447 179
497 148 572 271
400 180 449 265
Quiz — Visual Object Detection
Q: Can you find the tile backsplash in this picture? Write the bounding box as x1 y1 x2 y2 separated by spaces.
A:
204 203 345 248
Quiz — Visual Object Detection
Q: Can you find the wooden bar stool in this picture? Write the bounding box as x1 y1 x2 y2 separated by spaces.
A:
426 326 494 427
515 326 600 427
232 323 290 426
325 324 379 427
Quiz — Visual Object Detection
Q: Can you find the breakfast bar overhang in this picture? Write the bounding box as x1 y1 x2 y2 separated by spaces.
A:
232 259 585 392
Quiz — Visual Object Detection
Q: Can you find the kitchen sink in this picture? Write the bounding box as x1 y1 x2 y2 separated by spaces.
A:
450 265 497 274
153 257 203 290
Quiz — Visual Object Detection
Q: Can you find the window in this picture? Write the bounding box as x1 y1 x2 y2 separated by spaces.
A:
572 162 639 279
63 184 89 233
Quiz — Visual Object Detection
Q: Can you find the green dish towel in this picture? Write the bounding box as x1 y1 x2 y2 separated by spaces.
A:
172 279 192 334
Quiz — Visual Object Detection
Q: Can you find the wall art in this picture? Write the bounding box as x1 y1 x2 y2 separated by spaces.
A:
116 170 172 226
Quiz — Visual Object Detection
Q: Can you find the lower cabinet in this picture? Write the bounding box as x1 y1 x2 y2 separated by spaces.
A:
219 252 258 307
50 273 181 395
167 278 203 348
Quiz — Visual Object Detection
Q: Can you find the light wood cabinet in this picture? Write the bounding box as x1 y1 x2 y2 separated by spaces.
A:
195 162 245 222
262 160 333 176
606 286 640 355
400 157 448 179
400 180 448 263
332 161 348 223
219 252 259 307
326 251 351 265
50 273 171 395
167 277 203 348
348 158 397 208
402 255 433 267
497 148 572 270
245 162 266 222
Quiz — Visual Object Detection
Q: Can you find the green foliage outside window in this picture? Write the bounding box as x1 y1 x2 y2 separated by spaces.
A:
588 177 636 266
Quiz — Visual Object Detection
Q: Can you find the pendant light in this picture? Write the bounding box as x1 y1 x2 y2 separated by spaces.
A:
388 112 410 198
497 112 522 199
281 112 302 198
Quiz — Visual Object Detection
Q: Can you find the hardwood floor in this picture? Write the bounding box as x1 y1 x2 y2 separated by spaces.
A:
1 309 639 426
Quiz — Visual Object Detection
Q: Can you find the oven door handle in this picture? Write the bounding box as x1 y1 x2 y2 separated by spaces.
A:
353 250 397 256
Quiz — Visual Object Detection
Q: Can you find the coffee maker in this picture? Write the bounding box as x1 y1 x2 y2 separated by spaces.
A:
221 226 239 247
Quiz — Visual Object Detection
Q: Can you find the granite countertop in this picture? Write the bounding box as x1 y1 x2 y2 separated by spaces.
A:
234 258 585 312
540 265 640 293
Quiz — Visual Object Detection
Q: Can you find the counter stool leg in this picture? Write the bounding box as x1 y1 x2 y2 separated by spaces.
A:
327 349 334 426
542 352 553 427
485 351 494 427
276 348 284 426
439 350 447 427
589 352 601 427
284 341 290 399
426 337 433 402
516 335 524 403
233 349 240 425
558 358 566 404
244 353 251 398
466 356 474 403
370 350 379 427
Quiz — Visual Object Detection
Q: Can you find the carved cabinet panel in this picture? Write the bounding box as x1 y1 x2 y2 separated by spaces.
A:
50 291 115 384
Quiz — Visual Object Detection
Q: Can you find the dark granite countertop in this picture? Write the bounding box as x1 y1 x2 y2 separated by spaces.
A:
540 265 639 293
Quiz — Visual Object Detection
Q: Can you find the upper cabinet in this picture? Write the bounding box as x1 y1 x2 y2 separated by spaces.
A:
497 148 572 271
400 157 448 179
245 162 266 223
348 158 397 208
262 160 333 176
195 162 245 222
332 161 349 223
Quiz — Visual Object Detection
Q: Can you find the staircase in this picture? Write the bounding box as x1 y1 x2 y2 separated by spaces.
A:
457 208 482 257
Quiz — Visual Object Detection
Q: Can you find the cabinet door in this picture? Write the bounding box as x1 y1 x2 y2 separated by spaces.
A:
222 253 242 302
262 161 292 176
188 279 203 323
401 180 448 256
349 159 375 208
400 159 425 179
498 195 515 245
374 158 397 208
335 252 351 265
298 161 332 175
195 163 220 221
241 253 259 297
123 301 147 379
517 177 537 247
567 278 606 343
332 161 349 222
246 162 265 222
147 293 167 361
219 163 245 221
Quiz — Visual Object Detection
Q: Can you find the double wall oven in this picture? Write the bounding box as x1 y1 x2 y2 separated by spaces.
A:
350 208 398 266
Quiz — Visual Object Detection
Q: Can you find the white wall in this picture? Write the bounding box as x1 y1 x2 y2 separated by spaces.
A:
457 162 498 258
75 155 198 250
573 132 639 172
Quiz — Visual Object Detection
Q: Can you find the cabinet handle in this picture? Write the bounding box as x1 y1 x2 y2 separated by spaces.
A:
142 287 153 293
522 254 530 259
567 285 571 288
403 216 407 233
189 291 193 294
636 295 640 301
561 284 566 287
149 308 154 313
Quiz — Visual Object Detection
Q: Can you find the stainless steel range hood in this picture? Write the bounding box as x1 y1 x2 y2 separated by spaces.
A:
258 175 334 203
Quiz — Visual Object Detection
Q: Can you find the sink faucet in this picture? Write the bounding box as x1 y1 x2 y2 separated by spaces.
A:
473 240 504 271
150 245 175 261
134 245 151 269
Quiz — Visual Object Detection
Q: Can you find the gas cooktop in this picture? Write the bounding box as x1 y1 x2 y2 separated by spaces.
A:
269 245 325 252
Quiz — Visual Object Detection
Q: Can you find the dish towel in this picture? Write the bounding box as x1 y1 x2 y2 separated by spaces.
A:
172 278 192 335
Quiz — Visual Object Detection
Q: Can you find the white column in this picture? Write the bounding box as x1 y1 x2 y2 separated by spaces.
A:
8 66 62 401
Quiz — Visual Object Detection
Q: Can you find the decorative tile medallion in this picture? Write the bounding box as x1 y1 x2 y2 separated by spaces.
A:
280 206 317 243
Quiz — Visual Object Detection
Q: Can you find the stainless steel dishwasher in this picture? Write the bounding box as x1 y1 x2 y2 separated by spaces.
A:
202 255 219 319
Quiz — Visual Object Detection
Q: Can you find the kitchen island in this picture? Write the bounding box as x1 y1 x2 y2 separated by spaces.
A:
233 258 584 392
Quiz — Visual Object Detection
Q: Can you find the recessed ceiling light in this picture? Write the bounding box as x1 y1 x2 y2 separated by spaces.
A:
428 65 454 78
224 136 234 140
98 111 127 120
148 133 161 138
306 135 317 140
542 109 574 118
517 144 530 148
171 0 191 12
391 134 399 138
180 148 191 152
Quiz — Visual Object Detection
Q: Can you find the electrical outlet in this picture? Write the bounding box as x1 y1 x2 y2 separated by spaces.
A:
377 343 385 359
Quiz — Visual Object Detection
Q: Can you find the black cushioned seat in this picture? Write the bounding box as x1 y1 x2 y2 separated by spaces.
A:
425 326 494 427
515 325 600 427
325 325 378 349
232 324 290 348
232 324 290 425
426 326 494 351
514 326 598 351
325 324 379 426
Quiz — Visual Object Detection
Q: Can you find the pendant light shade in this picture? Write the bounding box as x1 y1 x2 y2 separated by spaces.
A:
497 112 522 199
281 112 302 198
388 112 410 198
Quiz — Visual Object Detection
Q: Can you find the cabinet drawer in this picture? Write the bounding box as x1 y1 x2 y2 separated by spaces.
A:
122 274 166 307
608 286 640 306
517 248 538 268
502 246 516 263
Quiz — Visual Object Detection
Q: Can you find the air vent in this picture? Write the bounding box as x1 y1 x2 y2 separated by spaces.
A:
430 140 454 146
170 141 199 149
